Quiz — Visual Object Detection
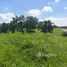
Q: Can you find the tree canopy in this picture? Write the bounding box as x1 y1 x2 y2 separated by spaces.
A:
0 15 54 33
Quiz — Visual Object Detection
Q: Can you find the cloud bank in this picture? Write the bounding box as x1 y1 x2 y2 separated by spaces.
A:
26 9 41 17
40 17 67 26
26 6 53 17
54 0 60 4
0 12 15 23
42 6 53 12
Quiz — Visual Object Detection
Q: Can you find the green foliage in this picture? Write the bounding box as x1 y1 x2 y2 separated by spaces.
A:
41 20 53 33
24 16 38 33
0 23 8 33
0 28 67 67
9 15 25 33
0 15 54 33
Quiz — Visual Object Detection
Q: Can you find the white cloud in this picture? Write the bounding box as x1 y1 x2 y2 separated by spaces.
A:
26 6 53 16
4 7 8 11
47 0 60 5
42 6 53 12
64 7 67 10
40 17 67 26
0 12 15 23
26 9 41 17
48 2 51 5
55 0 60 4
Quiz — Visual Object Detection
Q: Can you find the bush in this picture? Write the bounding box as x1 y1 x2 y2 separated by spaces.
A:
62 32 67 36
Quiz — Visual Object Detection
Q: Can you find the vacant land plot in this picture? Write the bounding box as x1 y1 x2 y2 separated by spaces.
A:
0 28 67 67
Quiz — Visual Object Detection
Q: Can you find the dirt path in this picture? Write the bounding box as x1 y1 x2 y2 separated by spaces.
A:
62 29 67 32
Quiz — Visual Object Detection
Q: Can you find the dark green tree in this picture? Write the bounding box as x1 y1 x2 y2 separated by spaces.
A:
17 15 25 33
37 21 44 30
42 21 48 33
9 15 19 33
47 20 53 33
1 23 8 33
41 20 53 33
9 21 16 33
9 15 25 33
24 16 38 33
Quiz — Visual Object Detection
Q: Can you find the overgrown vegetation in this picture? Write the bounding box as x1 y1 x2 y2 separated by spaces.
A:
0 28 67 67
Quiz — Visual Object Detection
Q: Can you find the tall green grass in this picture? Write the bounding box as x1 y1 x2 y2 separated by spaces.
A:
0 28 67 67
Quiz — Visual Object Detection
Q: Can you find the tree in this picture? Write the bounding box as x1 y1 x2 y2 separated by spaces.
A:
9 15 25 33
42 21 48 33
17 15 25 33
37 21 44 30
1 23 8 33
47 20 53 33
9 21 16 33
24 16 38 33
17 21 24 33
53 25 58 28
9 15 19 33
41 20 53 33
0 15 54 34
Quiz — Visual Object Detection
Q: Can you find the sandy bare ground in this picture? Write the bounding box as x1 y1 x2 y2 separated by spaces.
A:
62 29 67 32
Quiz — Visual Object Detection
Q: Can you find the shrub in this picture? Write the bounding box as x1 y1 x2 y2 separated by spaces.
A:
62 32 67 36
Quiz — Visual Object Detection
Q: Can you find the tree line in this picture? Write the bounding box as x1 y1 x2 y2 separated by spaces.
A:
0 15 55 33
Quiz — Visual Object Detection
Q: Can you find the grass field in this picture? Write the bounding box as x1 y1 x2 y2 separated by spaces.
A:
0 28 67 67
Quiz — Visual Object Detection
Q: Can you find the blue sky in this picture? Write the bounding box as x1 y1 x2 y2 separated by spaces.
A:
0 0 67 26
